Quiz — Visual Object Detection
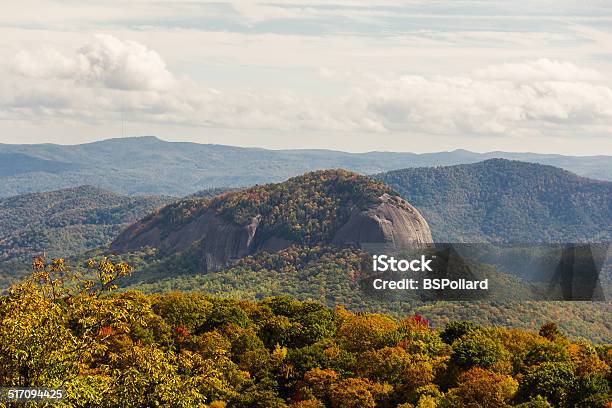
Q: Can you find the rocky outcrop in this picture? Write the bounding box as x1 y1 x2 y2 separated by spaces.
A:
332 193 432 249
111 194 432 273
111 210 263 272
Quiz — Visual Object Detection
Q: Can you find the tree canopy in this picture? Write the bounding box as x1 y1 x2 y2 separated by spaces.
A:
0 258 609 407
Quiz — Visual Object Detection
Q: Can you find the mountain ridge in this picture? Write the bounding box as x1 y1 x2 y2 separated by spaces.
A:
1 136 610 197
376 158 612 243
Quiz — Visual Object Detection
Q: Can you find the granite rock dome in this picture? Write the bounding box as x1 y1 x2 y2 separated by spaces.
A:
111 170 432 272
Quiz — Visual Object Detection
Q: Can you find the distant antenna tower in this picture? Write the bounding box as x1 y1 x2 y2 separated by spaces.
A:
121 100 125 137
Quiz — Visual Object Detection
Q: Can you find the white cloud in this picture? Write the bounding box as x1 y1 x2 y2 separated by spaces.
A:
360 72 612 136
2 1 611 29
2 36 612 143
474 58 606 82
13 48 75 79
0 2 610 154
13 34 175 91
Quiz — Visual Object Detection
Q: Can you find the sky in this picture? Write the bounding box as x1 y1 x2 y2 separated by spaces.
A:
0 1 611 155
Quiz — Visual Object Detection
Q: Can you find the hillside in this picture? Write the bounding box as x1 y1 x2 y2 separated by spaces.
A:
110 165 611 342
186 186 241 199
111 170 432 272
0 136 610 197
376 159 612 243
0 186 173 262
0 152 80 176
121 243 611 343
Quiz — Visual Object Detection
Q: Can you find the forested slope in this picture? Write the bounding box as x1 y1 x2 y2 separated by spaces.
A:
0 186 173 261
376 159 612 243
1 136 610 197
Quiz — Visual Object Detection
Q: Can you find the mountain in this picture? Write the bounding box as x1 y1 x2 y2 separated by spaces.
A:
0 185 174 262
0 152 80 176
0 165 608 341
376 159 612 243
111 169 432 272
185 187 240 199
108 164 610 342
0 136 610 197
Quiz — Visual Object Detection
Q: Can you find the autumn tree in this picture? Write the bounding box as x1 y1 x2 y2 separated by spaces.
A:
442 367 518 407
0 257 609 407
329 377 392 408
335 310 399 352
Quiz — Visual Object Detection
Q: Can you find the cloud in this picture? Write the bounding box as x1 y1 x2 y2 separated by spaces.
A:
3 35 612 141
360 72 612 136
227 0 402 24
474 58 606 82
13 34 175 91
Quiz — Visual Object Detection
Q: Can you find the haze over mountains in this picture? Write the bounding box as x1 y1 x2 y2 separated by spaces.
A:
1 136 610 197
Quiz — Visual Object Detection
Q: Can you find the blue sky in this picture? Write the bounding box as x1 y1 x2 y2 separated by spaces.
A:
0 0 611 154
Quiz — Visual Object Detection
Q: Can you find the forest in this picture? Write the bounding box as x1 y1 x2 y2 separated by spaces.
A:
120 244 612 344
376 159 612 243
0 185 172 262
0 257 609 407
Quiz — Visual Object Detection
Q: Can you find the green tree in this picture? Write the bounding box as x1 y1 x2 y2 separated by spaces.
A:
570 374 611 408
523 342 570 367
440 320 478 344
151 292 212 333
517 362 576 408
450 330 507 370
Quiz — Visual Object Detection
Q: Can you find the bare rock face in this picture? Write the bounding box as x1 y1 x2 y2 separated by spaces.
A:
111 210 263 272
111 193 432 272
332 193 432 249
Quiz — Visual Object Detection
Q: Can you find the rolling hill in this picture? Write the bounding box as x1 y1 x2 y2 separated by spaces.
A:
0 136 610 197
0 185 174 262
376 159 612 243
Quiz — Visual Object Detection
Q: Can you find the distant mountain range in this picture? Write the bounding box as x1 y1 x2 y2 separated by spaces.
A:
1 136 610 197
